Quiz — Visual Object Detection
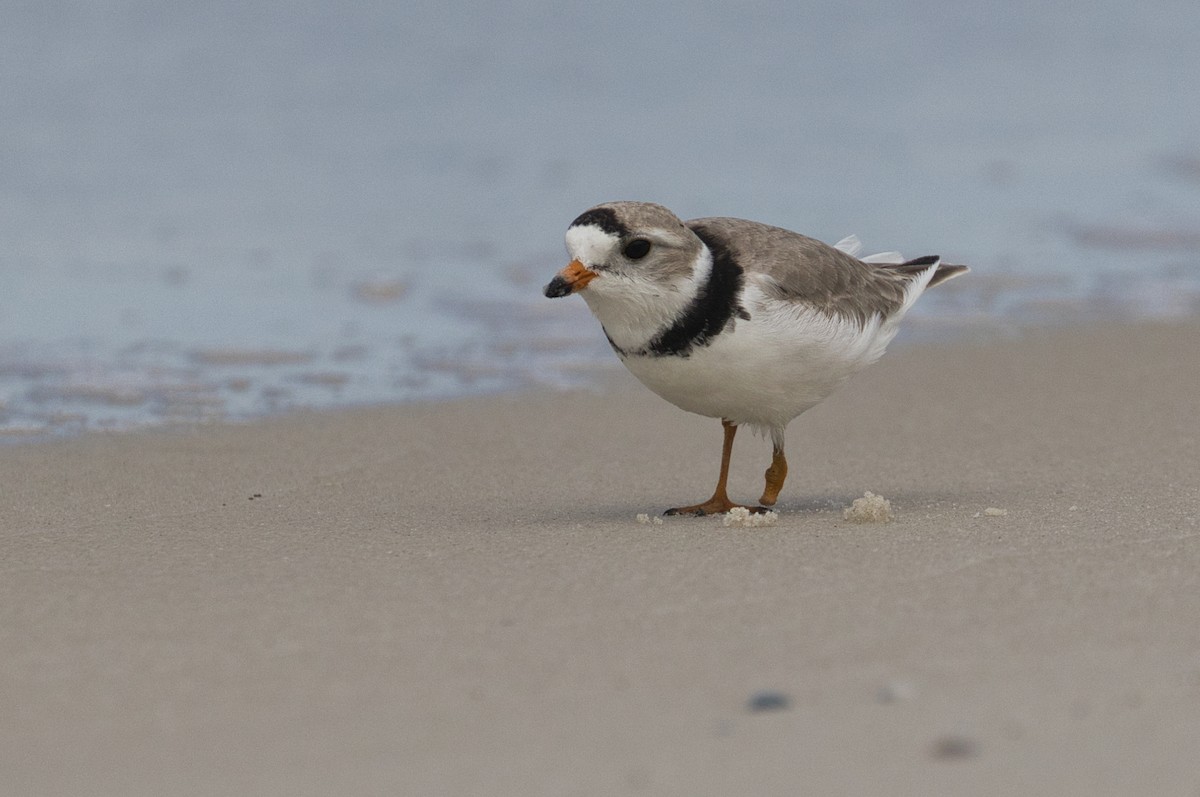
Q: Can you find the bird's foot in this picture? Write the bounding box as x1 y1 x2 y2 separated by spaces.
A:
663 498 771 517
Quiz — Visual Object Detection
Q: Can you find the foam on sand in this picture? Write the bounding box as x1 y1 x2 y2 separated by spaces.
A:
843 491 895 523
722 506 779 528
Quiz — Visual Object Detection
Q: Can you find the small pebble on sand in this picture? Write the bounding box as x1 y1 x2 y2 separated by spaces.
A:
747 691 791 712
931 734 980 760
973 507 1008 518
875 680 918 704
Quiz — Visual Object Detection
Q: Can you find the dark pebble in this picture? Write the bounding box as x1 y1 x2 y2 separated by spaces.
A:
747 691 790 712
931 734 979 760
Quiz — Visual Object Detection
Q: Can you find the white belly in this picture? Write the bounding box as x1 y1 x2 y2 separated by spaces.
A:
619 303 899 431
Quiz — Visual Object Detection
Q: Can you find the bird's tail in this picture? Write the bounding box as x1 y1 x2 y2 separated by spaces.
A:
883 255 970 288
834 236 969 288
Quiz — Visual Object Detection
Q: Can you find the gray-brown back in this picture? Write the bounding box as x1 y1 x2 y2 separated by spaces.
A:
686 216 953 326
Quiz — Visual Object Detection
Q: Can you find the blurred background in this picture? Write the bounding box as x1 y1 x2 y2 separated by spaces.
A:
3 0 1198 437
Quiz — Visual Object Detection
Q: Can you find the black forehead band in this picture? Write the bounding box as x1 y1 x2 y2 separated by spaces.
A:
569 207 628 238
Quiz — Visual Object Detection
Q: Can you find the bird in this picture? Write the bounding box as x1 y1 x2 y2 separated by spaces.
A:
543 201 968 516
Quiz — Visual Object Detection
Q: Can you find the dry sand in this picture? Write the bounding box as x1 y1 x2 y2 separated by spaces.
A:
3 321 1199 796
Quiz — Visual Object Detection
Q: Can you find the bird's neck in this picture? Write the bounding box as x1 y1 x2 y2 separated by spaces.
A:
583 248 715 357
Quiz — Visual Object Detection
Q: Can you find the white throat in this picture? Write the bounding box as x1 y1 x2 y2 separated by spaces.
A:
581 246 713 356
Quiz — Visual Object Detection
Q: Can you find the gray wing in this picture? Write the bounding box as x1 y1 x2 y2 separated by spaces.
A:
686 216 912 325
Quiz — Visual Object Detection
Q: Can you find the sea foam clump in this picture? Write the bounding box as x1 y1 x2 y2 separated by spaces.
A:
723 506 779 528
843 492 894 523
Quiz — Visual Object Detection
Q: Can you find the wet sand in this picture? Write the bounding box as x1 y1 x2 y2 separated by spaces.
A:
3 321 1199 795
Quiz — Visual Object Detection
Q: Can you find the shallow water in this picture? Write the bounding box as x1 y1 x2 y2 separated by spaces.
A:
3 1 1198 438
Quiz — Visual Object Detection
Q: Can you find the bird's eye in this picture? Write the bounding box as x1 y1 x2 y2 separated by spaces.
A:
623 238 652 260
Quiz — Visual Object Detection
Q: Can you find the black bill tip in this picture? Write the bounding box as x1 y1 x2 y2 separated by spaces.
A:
543 275 572 298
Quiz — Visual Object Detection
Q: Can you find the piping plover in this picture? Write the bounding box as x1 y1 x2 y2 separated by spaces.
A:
544 201 967 516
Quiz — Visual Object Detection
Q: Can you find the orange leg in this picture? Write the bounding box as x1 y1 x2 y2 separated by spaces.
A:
665 419 768 516
759 445 788 506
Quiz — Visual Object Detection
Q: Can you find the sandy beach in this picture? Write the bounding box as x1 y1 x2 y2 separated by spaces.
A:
3 320 1199 796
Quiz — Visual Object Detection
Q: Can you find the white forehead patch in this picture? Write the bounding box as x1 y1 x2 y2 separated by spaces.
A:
565 224 619 267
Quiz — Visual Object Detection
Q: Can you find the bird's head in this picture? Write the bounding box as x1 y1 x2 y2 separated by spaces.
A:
543 202 704 307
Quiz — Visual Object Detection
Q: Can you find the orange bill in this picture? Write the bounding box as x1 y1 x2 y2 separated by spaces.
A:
543 259 598 298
